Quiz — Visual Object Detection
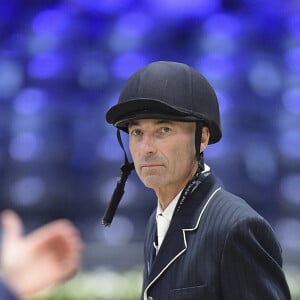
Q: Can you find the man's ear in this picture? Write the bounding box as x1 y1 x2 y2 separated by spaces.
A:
200 127 210 152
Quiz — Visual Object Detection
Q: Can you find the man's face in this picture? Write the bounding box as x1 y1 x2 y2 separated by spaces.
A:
128 119 199 203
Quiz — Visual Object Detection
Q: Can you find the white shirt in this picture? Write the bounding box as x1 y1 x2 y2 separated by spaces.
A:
155 189 182 252
155 163 211 253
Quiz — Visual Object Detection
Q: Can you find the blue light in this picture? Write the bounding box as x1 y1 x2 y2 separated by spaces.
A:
115 11 153 38
10 176 46 206
282 88 300 114
28 52 64 79
78 60 109 89
243 142 277 185
202 13 241 38
195 54 234 80
278 130 300 159
68 0 133 13
102 215 134 245
97 134 122 161
96 0 133 13
9 133 44 162
285 47 300 73
276 218 300 249
146 0 220 19
0 59 23 98
205 140 229 160
109 32 142 52
215 90 233 114
14 87 48 114
248 60 282 96
199 13 241 55
286 13 300 38
104 92 121 116
27 34 60 55
32 9 70 36
199 34 238 55
111 52 149 79
280 174 300 205
0 0 20 27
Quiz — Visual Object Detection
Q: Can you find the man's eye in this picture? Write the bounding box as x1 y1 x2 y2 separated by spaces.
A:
130 129 141 136
161 127 171 133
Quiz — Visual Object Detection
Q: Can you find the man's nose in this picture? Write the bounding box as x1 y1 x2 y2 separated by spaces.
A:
139 134 157 155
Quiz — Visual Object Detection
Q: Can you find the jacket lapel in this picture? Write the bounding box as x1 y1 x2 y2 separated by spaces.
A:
144 213 157 277
145 174 221 289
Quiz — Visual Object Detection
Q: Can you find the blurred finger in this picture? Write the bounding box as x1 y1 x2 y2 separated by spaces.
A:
1 210 23 243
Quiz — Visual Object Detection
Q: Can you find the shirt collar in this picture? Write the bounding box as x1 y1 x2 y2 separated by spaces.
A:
156 188 182 222
156 163 211 220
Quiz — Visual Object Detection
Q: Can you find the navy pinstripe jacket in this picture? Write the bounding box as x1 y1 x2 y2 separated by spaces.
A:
142 173 291 300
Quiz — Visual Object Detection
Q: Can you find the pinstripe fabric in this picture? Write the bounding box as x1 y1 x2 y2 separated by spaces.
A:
142 173 291 300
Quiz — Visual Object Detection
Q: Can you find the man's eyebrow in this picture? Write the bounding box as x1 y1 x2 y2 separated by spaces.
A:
155 120 174 125
129 119 175 127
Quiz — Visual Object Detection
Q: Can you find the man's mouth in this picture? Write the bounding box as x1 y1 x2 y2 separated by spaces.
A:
141 163 163 168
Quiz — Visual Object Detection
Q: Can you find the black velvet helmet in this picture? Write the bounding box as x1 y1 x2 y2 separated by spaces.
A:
106 61 222 144
102 61 222 226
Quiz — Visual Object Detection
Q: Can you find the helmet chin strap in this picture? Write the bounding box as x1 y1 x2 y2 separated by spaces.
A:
195 122 204 171
102 129 135 226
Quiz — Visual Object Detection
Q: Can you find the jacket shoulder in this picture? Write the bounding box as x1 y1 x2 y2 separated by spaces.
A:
204 187 281 250
212 188 263 222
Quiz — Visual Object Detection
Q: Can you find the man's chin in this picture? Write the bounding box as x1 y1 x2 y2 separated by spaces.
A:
141 175 163 189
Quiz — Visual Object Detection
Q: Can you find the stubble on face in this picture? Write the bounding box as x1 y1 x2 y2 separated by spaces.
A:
129 119 198 206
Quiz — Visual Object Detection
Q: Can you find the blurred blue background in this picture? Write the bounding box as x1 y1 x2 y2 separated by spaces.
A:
0 0 300 273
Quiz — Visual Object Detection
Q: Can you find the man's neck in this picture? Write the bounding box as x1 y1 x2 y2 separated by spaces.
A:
156 167 198 209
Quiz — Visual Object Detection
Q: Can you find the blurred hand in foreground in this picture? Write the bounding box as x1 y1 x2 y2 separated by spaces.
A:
0 210 83 299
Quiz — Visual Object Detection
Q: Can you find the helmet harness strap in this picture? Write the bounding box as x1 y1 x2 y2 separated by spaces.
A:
195 122 205 171
102 129 135 226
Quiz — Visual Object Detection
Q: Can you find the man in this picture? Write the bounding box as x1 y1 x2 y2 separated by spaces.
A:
103 61 291 299
0 210 82 299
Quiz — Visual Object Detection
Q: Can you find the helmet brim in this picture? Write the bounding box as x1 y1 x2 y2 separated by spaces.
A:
106 98 221 144
106 98 203 127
